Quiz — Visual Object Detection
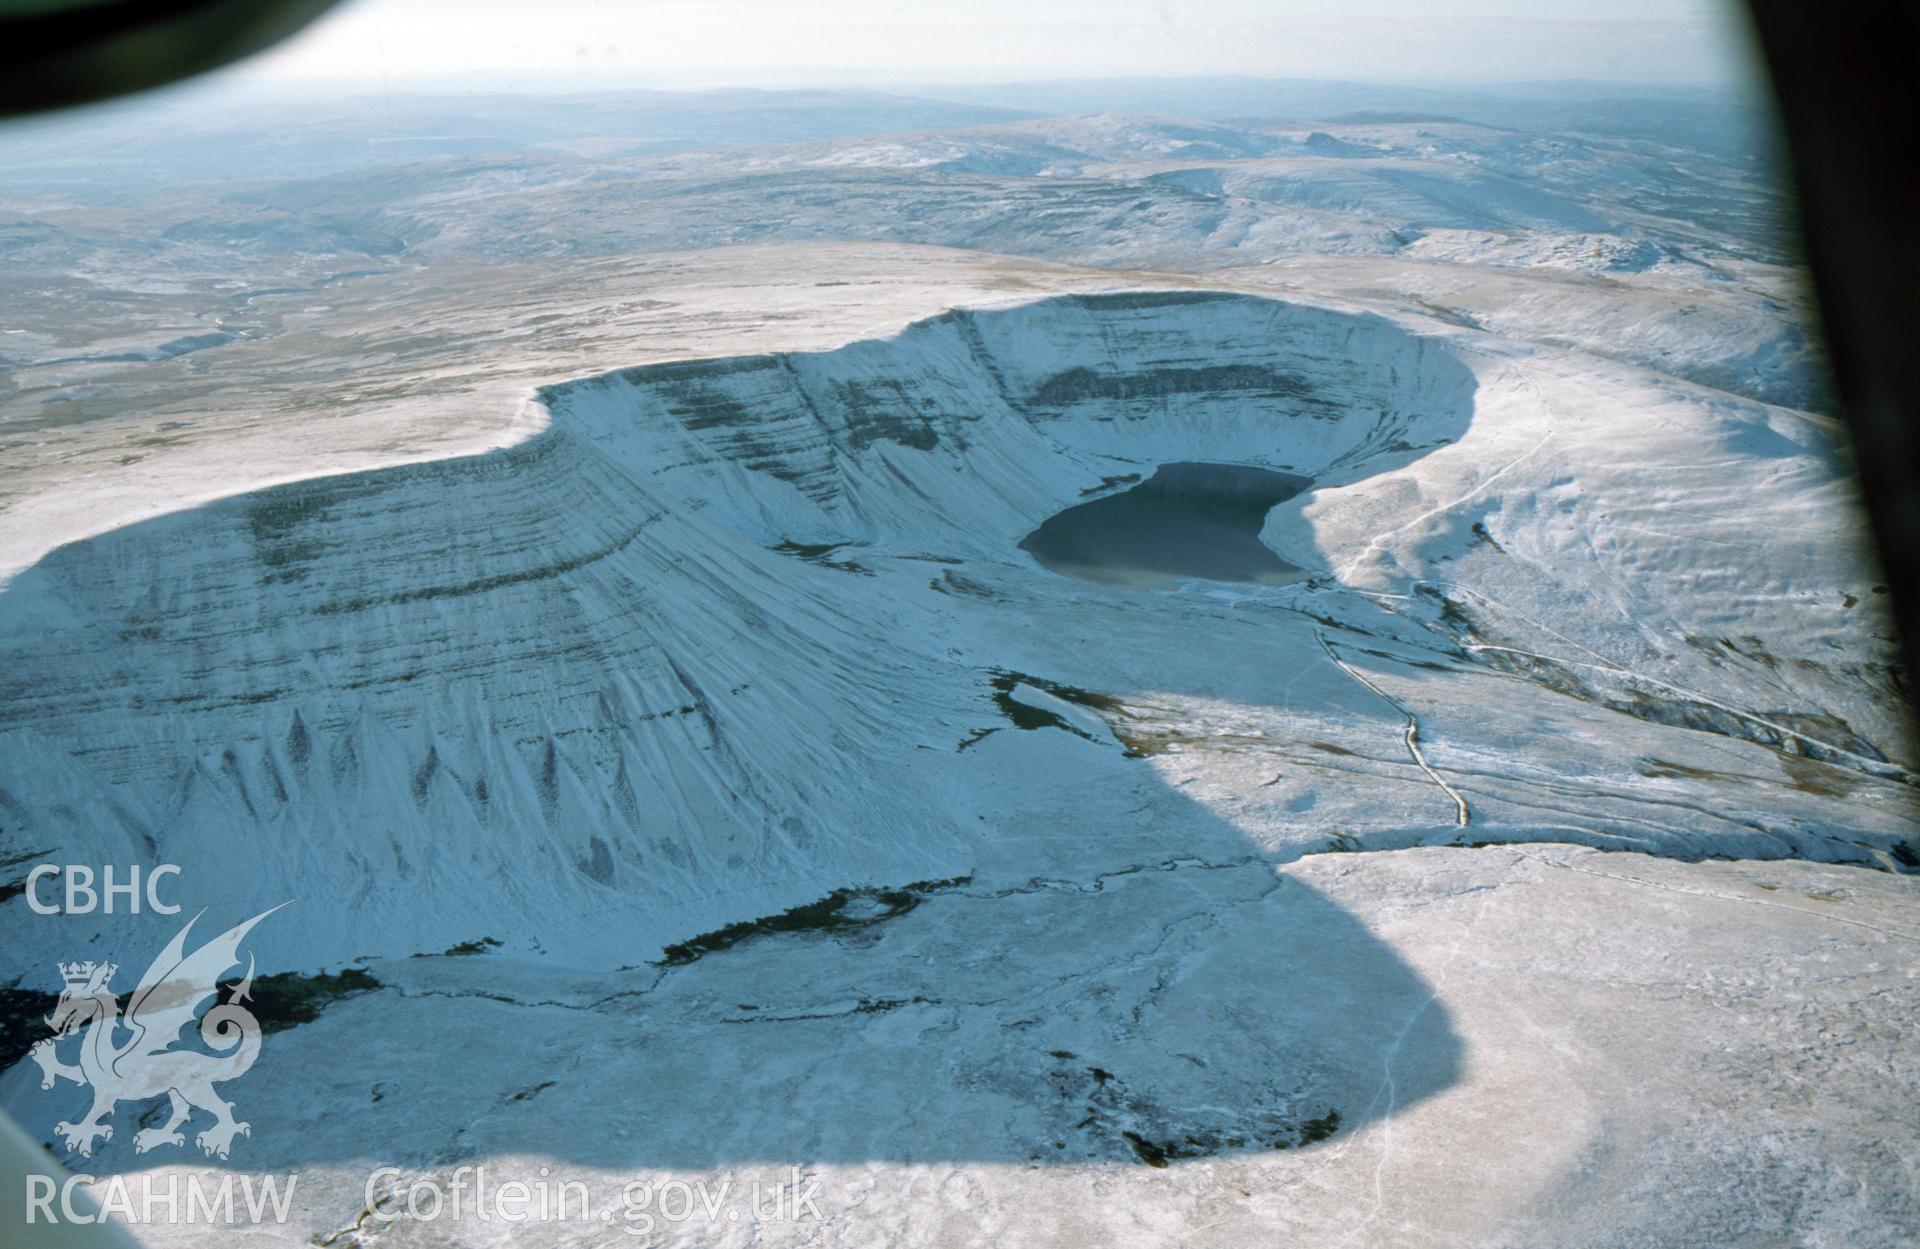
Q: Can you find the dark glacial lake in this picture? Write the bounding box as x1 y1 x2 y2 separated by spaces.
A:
1020 462 1311 589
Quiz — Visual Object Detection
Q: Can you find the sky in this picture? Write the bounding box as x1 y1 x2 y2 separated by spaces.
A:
243 0 1759 90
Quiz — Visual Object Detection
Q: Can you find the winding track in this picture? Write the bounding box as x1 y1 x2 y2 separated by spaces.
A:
1314 627 1472 828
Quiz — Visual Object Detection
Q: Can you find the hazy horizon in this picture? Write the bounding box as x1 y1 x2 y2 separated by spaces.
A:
233 0 1760 91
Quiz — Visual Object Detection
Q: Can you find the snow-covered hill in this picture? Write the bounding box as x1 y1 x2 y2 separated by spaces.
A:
1 291 1906 976
1 83 1914 1249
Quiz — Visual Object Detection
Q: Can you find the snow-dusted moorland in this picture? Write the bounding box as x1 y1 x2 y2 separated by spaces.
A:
0 83 1915 1246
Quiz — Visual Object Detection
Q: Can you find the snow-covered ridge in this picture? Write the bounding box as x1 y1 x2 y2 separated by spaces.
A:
0 292 1477 970
546 291 1473 543
0 290 1907 977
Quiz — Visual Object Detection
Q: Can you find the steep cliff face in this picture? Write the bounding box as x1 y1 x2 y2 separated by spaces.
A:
551 292 1473 549
0 291 1906 974
0 293 1479 968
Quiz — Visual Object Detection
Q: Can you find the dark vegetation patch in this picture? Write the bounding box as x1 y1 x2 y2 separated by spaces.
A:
0 968 382 1071
233 968 382 1034
1103 725 1188 757
1115 1106 1343 1166
771 540 872 575
1080 472 1142 497
0 987 54 1072
1639 758 1738 782
983 669 1188 757
1297 1110 1343 1145
508 1080 556 1103
1037 1052 1342 1166
1779 753 1856 799
727 995 940 1023
1690 634 1783 671
655 876 971 967
1646 750 1875 803
848 996 933 1015
420 937 503 958
930 569 998 599
989 670 1116 730
1121 1131 1171 1168
956 726 1002 752
986 669 1137 749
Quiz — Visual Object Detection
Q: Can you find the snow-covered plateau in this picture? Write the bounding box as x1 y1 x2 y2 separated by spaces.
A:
0 84 1915 1246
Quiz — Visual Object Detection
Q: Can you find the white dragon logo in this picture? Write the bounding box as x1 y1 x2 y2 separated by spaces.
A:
28 904 285 1160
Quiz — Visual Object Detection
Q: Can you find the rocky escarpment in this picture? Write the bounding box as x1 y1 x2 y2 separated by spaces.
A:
3 289 1911 978
0 292 1486 970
